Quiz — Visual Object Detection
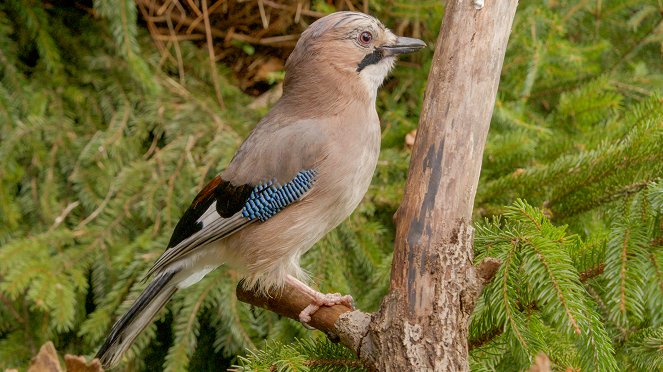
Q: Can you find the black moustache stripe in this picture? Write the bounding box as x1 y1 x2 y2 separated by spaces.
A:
356 49 383 72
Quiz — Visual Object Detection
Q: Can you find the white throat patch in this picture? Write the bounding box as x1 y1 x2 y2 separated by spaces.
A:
359 56 396 100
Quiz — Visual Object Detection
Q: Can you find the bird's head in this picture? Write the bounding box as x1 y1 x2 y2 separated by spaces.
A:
284 12 426 101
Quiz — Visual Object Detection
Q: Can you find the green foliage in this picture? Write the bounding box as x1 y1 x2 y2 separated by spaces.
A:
234 338 364 371
623 325 663 370
0 0 661 371
472 200 617 371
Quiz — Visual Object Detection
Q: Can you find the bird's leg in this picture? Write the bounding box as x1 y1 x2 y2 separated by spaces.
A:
286 275 354 324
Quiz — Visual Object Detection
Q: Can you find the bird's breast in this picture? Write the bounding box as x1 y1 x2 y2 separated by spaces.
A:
214 112 381 288
317 113 381 225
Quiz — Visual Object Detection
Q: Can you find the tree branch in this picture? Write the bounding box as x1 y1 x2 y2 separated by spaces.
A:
236 282 371 354
236 257 502 363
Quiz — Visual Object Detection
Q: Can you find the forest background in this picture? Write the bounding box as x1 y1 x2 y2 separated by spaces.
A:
0 0 661 371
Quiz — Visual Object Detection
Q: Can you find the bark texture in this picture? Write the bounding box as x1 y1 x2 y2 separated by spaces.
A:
237 0 518 370
369 1 518 370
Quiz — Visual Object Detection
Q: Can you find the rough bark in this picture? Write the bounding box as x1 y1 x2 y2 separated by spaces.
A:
368 1 518 370
237 0 518 370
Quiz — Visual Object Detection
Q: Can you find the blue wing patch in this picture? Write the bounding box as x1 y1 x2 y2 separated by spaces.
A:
242 169 317 221
145 170 317 280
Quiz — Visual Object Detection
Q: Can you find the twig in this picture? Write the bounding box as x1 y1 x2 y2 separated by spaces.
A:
184 0 202 17
343 0 356 12
202 0 225 109
156 0 174 16
138 0 178 67
153 32 206 41
561 0 592 22
609 17 663 72
579 263 605 282
236 281 352 335
185 0 226 35
236 281 370 355
0 292 25 325
138 0 299 46
77 185 115 228
166 13 186 83
50 201 80 230
138 0 259 43
258 34 300 44
261 0 326 18
257 0 270 29
468 328 501 351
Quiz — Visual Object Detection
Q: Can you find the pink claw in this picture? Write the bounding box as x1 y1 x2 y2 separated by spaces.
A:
299 292 354 323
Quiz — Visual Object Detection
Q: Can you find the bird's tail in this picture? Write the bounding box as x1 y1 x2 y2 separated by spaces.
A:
96 270 178 369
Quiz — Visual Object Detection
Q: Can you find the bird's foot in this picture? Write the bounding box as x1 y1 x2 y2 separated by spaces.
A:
285 275 355 326
298 292 354 324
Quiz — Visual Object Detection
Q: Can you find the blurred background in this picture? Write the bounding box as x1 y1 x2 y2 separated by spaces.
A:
0 0 661 370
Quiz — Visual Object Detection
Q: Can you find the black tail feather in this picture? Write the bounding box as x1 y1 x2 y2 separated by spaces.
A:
96 270 178 369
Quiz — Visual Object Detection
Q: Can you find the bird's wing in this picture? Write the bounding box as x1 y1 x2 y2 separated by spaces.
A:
144 169 317 279
145 117 329 279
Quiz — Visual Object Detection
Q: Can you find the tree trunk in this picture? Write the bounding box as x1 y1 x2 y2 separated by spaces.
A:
237 0 518 370
363 1 518 370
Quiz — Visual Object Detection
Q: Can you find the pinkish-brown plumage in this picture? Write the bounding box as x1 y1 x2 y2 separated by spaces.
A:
96 11 425 368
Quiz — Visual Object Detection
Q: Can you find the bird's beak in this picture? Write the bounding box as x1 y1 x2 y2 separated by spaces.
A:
380 36 427 56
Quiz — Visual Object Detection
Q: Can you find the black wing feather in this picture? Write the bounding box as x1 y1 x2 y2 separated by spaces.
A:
147 170 316 279
167 175 253 248
142 175 255 279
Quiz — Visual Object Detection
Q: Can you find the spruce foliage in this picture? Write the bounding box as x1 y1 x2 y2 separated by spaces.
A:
0 0 661 371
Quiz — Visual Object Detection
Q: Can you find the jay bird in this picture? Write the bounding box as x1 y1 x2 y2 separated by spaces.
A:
96 11 425 368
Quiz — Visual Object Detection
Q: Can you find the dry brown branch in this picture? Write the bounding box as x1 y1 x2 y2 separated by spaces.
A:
137 0 311 46
152 33 206 41
236 281 359 348
261 0 326 18
137 0 258 42
202 0 225 108
257 0 270 29
185 0 225 34
183 0 202 17
137 1 382 94
138 1 177 66
165 13 186 83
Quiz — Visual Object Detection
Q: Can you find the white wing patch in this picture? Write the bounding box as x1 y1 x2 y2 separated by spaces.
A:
177 265 217 288
198 201 219 228
145 212 250 279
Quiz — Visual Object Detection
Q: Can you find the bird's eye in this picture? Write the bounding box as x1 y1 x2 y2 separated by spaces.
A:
358 31 373 45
